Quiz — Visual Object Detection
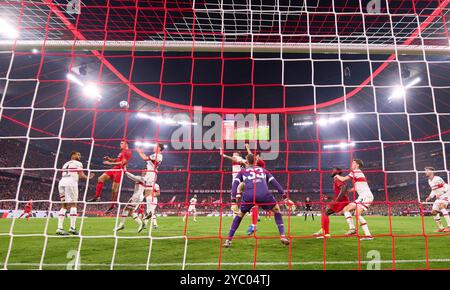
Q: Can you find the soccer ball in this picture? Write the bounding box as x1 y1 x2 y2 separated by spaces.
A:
119 100 128 108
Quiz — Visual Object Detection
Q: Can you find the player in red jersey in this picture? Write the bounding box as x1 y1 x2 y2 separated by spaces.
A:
245 143 265 235
19 200 33 219
314 167 350 238
89 140 132 213
137 204 145 219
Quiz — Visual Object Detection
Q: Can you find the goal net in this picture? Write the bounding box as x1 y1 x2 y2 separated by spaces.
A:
0 0 450 270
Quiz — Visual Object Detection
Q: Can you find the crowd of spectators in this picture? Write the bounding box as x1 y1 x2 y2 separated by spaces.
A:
0 138 447 217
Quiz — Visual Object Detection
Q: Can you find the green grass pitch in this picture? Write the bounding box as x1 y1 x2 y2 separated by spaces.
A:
1 215 449 270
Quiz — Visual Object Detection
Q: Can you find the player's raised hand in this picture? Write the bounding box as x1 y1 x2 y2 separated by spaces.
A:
103 156 110 161
88 173 95 179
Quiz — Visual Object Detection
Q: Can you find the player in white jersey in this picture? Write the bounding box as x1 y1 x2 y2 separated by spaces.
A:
137 143 164 224
114 170 147 233
57 151 94 235
114 143 164 233
424 167 450 232
183 195 198 222
220 149 246 205
220 149 245 180
335 159 374 240
143 183 160 229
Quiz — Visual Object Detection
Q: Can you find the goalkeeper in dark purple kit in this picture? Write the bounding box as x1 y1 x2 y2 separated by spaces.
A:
223 154 289 248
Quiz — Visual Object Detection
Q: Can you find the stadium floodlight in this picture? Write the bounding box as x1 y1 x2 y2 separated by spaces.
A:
137 112 197 126
66 73 102 100
135 141 155 148
178 120 198 126
66 73 84 87
0 19 18 39
83 83 102 100
293 121 314 126
389 77 422 103
342 113 355 121
299 113 354 128
31 48 39 54
135 141 168 149
323 142 355 150
317 118 329 127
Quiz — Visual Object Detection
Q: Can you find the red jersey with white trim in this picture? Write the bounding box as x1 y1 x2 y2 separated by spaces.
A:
137 204 145 215
428 176 449 200
113 149 132 169
347 170 373 199
256 159 266 168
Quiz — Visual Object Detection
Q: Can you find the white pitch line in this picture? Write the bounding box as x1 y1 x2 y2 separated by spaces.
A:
1 258 450 268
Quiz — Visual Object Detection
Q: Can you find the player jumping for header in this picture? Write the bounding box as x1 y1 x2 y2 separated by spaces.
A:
335 159 374 241
223 154 289 248
114 170 158 233
89 140 132 214
424 167 450 232
313 167 350 239
135 143 164 224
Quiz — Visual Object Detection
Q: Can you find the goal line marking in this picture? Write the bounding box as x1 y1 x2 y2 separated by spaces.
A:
2 259 450 268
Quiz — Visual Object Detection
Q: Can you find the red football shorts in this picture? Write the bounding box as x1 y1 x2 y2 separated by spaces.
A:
105 169 123 183
328 196 350 213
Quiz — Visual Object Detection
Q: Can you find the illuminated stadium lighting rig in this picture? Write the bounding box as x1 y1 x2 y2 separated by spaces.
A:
136 112 197 126
0 18 18 39
66 73 102 100
293 113 355 127
134 141 168 149
388 77 422 103
323 142 356 150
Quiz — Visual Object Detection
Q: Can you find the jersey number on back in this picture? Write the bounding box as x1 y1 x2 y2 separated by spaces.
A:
243 168 266 181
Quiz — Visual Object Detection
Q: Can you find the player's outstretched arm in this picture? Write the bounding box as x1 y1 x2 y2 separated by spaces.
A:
425 192 435 202
103 160 123 166
136 148 150 161
335 174 351 182
220 148 235 162
78 171 94 180
267 173 286 199
245 143 252 156
125 171 144 183
103 156 115 162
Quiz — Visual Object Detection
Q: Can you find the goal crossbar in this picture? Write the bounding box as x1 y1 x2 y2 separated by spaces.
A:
1 40 449 55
